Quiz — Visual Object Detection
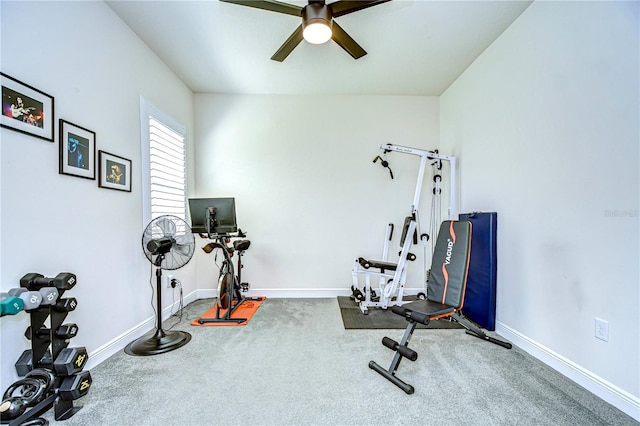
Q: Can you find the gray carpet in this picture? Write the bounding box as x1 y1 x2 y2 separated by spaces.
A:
338 295 463 329
41 298 636 426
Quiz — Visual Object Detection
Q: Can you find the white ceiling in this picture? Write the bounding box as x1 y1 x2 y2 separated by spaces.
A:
107 0 532 96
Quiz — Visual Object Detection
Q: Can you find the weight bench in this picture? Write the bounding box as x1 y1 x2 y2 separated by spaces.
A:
369 220 512 394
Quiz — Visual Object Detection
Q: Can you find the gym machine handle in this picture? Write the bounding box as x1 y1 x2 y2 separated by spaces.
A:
372 156 394 179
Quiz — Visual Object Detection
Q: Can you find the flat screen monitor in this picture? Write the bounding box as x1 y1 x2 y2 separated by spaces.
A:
188 197 237 234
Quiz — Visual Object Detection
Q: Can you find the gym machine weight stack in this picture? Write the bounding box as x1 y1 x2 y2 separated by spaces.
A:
1 273 91 425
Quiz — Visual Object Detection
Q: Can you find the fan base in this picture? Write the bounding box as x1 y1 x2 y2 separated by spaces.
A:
124 329 191 356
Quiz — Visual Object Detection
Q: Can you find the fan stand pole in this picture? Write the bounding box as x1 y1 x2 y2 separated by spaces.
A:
124 254 192 356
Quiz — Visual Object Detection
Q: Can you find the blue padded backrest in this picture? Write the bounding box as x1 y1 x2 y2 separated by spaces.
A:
427 221 472 308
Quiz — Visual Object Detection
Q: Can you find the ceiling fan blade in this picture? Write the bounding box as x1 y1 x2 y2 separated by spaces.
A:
220 0 302 17
331 21 366 59
271 25 304 62
329 0 391 18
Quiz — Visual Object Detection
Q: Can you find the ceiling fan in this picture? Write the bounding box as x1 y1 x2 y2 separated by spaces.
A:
220 0 391 62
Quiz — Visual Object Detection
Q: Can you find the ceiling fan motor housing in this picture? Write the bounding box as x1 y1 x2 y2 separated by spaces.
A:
302 3 333 44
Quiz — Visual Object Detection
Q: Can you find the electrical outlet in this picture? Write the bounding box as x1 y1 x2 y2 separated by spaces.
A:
166 274 174 288
595 318 609 342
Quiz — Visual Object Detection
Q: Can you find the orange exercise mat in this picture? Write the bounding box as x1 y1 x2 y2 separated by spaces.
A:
191 297 266 326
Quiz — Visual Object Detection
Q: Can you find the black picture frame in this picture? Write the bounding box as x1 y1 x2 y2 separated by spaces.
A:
59 119 96 180
98 150 132 192
0 72 54 142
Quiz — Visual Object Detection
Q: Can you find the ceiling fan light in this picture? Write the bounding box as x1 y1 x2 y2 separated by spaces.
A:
302 3 333 44
303 22 332 44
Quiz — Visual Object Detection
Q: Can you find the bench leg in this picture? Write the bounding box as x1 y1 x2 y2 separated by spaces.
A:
454 313 512 349
369 320 418 394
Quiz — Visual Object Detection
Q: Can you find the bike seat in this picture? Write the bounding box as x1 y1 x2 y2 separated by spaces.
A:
233 240 251 252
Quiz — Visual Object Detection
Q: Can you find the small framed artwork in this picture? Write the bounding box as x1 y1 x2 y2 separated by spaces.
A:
99 150 132 192
1 72 54 142
59 119 96 180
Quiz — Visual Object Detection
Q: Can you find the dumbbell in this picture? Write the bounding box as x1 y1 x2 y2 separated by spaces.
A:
20 272 76 291
15 350 53 377
54 297 77 312
0 296 24 316
37 287 59 306
7 288 43 311
58 370 91 400
53 347 88 376
9 287 57 309
25 323 79 340
15 347 87 377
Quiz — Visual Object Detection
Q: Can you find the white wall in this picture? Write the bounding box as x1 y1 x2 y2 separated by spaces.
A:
194 94 441 297
0 1 195 389
440 0 639 417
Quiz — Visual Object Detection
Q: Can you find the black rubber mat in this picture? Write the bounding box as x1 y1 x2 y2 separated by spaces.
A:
338 296 463 330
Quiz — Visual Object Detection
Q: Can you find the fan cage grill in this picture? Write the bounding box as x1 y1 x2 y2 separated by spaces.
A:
142 215 195 270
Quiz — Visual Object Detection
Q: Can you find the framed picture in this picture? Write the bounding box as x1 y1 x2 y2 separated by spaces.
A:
59 119 96 180
99 150 132 192
1 72 54 142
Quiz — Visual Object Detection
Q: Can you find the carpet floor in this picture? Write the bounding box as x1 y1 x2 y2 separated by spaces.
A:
40 298 637 426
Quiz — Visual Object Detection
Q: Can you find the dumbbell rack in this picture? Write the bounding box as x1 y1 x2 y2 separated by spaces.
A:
3 273 90 426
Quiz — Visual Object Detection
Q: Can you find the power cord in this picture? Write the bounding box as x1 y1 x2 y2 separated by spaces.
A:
148 264 186 330
165 278 185 331
148 262 157 320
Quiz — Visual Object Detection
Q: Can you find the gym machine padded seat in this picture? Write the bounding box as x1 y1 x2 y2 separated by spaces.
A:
357 257 397 271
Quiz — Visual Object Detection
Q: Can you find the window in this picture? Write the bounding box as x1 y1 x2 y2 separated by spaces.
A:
140 98 186 225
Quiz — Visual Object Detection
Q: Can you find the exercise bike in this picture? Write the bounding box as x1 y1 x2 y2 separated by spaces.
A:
198 230 262 324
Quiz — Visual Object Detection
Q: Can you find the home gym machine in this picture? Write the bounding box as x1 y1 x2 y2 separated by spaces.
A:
189 198 261 324
351 143 456 314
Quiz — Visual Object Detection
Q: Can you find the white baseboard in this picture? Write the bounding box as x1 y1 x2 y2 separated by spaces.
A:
196 287 356 299
239 288 353 298
85 289 199 370
496 321 640 422
237 287 426 299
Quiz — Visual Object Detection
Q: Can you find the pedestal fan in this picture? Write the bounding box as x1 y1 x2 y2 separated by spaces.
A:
125 215 195 356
